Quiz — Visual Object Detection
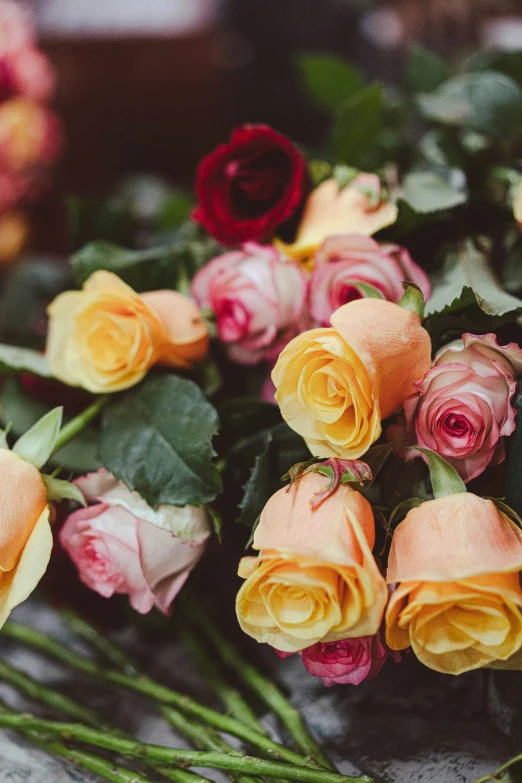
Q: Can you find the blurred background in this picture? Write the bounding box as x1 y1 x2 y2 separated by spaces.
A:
18 0 522 254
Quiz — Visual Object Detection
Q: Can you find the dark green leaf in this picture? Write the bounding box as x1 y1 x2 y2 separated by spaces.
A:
404 46 448 93
418 71 522 139
331 84 383 165
100 375 222 508
157 190 193 231
296 54 365 112
71 241 178 292
219 398 283 441
400 170 467 214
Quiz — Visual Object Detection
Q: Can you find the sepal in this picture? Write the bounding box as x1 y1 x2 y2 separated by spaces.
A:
398 281 425 319
41 474 87 507
407 446 466 497
13 407 63 469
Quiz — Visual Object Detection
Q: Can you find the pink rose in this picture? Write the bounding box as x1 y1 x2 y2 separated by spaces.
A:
192 242 308 365
0 1 34 56
302 633 400 686
309 234 431 326
59 470 210 615
2 48 56 102
396 333 522 483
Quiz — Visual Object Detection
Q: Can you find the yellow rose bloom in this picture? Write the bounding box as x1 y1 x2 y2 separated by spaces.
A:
385 493 522 675
236 472 387 652
47 271 208 393
277 175 398 266
272 298 432 459
0 450 52 628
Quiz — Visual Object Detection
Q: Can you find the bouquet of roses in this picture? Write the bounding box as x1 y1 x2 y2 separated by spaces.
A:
2 24 522 783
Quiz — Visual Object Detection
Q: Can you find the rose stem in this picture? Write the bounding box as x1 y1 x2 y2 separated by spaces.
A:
51 395 109 455
189 606 336 772
0 658 208 783
0 714 372 783
473 753 522 783
60 611 263 783
0 699 160 783
3 621 324 770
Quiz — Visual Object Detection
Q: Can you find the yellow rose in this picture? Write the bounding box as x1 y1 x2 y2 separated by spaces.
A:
47 271 208 393
276 175 398 266
0 211 27 263
272 298 432 459
385 493 522 675
0 449 52 628
236 472 387 652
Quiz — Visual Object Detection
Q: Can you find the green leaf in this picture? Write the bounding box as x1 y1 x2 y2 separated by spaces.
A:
296 54 365 112
238 423 311 530
100 375 222 508
418 71 522 139
400 170 467 214
398 282 425 318
410 447 466 497
404 46 448 93
42 474 86 506
331 84 383 165
13 407 63 469
0 344 52 377
71 241 178 293
308 159 333 187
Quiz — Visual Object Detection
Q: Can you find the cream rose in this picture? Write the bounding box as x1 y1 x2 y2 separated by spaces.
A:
236 472 387 652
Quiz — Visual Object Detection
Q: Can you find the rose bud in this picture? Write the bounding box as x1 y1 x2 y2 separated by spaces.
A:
60 470 211 615
193 124 307 245
302 632 400 686
278 175 398 265
47 271 208 393
309 234 430 326
395 333 522 483
0 449 52 628
192 242 308 365
272 298 432 459
236 471 387 653
385 493 522 674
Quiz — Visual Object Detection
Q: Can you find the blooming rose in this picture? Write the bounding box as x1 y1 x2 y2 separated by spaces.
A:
0 48 55 103
191 243 308 365
193 125 307 245
278 176 398 265
309 234 431 326
47 271 208 393
272 298 432 459
386 493 522 674
0 1 34 56
302 633 399 686
60 470 211 615
396 333 522 483
0 210 27 262
0 449 52 628
236 472 387 652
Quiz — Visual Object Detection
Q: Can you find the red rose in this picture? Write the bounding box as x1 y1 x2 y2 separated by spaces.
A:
193 124 307 245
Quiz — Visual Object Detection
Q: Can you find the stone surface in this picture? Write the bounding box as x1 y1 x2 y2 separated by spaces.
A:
0 600 513 783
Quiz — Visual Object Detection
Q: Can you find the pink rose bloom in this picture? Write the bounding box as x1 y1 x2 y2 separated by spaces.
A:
192 242 308 365
60 470 211 615
396 333 522 483
309 234 431 327
0 1 34 56
2 48 56 102
302 634 399 686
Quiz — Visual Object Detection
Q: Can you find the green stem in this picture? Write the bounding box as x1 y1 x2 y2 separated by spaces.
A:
3 621 320 771
0 714 369 783
0 658 206 783
190 606 335 771
180 626 262 731
0 700 160 783
52 395 109 455
473 753 522 783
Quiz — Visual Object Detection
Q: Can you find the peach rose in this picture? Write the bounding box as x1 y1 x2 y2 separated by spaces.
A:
47 271 208 393
386 493 522 674
0 449 52 628
236 472 387 652
0 210 27 262
0 97 61 172
272 298 432 459
309 234 431 326
277 175 398 265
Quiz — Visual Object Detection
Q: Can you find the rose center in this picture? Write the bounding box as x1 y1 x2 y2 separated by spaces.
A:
228 149 291 219
216 298 251 342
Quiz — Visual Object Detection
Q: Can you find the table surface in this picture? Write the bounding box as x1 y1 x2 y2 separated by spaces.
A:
0 600 514 783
